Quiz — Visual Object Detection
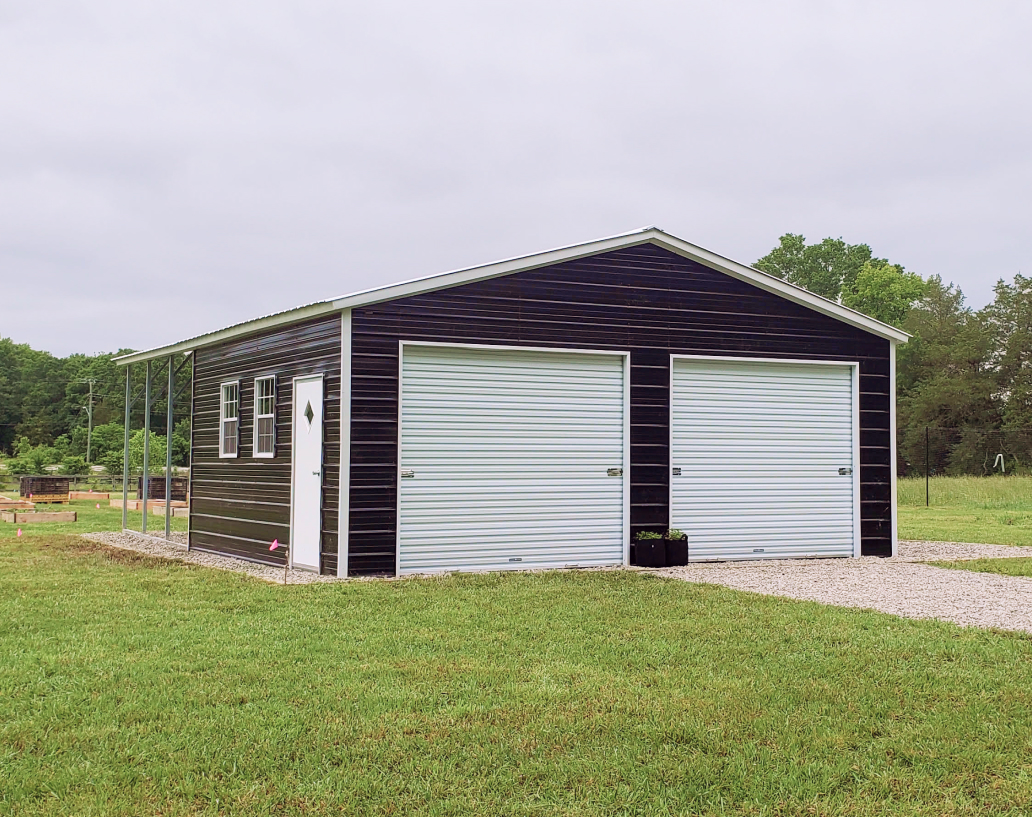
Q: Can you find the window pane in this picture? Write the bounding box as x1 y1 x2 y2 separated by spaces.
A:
223 419 238 455
257 417 275 454
223 383 239 420
256 378 274 416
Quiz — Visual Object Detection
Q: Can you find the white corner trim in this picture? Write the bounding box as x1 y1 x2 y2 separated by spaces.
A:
395 340 404 579
852 362 862 559
622 352 631 567
889 341 899 557
338 310 351 578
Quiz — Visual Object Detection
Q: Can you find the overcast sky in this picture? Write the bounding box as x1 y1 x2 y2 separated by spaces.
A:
2 1 1030 357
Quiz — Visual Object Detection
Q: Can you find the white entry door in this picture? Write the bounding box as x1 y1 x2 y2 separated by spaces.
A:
670 356 859 561
398 343 628 574
290 375 324 570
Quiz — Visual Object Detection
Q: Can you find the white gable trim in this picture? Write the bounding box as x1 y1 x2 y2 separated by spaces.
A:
115 227 908 365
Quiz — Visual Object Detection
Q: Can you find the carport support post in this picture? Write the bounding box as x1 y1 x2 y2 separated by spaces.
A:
165 354 174 540
122 364 131 531
142 360 151 533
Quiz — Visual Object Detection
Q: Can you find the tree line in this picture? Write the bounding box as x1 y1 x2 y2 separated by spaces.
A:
0 339 191 475
755 234 1032 474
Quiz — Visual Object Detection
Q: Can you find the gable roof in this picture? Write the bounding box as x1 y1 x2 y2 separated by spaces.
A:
115 226 908 364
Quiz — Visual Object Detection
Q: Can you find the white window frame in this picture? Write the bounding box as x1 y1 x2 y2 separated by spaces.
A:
219 380 240 459
252 375 277 458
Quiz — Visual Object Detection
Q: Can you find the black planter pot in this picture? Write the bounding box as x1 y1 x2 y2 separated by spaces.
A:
635 538 667 568
664 535 689 566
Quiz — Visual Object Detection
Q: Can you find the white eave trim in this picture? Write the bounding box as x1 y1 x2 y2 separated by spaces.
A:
647 233 910 344
114 303 339 365
115 227 909 365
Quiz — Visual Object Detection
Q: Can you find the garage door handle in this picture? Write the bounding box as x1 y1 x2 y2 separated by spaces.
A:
839 467 852 475
400 469 415 478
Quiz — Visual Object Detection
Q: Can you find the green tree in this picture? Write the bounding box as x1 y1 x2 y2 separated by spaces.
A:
982 274 1032 428
841 261 926 327
755 234 875 301
10 444 59 475
0 338 189 461
128 430 167 474
98 449 125 476
171 418 191 467
895 276 999 470
89 422 127 464
0 339 21 453
60 455 88 475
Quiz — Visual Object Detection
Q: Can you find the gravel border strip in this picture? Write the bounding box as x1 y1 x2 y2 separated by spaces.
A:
81 531 344 584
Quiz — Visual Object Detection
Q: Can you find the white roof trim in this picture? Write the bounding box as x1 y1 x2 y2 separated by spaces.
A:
115 226 907 364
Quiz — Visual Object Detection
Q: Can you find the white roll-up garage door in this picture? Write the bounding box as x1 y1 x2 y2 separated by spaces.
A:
398 344 628 575
670 357 859 561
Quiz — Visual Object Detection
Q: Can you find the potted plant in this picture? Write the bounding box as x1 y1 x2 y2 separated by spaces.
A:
634 530 666 567
664 529 688 566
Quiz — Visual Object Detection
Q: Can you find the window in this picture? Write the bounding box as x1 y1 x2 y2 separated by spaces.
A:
219 381 240 458
253 376 276 457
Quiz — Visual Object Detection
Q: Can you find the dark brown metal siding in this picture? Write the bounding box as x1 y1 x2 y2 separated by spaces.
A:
189 315 341 572
348 243 892 575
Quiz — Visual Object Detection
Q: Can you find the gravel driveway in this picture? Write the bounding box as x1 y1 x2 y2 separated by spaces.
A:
659 540 1032 634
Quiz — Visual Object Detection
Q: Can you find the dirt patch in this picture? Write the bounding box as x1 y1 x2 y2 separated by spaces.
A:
33 535 184 568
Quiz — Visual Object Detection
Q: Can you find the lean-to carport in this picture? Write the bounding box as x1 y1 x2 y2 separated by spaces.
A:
115 352 192 542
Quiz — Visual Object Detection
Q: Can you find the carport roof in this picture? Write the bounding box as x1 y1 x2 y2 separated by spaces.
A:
115 226 909 365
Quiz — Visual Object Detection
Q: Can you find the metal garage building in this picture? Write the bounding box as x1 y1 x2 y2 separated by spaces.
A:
117 228 907 576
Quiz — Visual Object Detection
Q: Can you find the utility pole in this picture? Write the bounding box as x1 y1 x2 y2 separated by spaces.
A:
83 379 96 464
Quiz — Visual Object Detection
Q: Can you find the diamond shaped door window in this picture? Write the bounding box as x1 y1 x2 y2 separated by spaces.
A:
304 400 314 428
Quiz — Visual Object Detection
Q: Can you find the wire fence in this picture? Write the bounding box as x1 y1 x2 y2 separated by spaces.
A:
898 427 1032 506
0 472 189 498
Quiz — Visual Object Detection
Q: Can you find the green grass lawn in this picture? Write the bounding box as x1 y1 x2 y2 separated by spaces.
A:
4 537 1032 815
899 476 1032 546
0 498 187 541
930 557 1032 578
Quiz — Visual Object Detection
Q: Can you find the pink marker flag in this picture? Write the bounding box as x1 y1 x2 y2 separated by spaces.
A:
17 529 22 537
96 503 100 509
269 539 279 551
